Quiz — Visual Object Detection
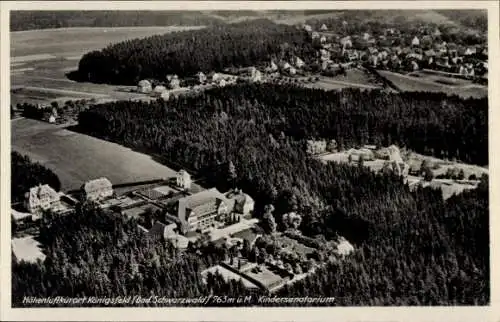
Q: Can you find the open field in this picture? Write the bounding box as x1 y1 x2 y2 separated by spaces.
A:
299 69 382 91
12 236 46 263
11 26 202 105
12 118 181 191
378 70 487 98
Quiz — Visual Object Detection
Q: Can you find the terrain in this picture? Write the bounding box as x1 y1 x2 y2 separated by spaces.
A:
11 26 202 105
12 118 180 191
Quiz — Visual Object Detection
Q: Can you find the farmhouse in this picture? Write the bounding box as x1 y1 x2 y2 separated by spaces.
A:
175 188 230 234
81 177 113 201
176 169 192 190
24 184 61 215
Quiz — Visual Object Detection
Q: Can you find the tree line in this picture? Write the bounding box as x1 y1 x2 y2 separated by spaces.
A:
76 20 313 84
10 11 222 31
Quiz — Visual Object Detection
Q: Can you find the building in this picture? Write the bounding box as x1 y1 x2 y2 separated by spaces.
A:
226 189 255 216
81 177 113 201
197 71 207 84
137 80 152 93
24 184 61 215
176 170 192 190
294 56 305 69
320 23 328 31
411 36 420 47
153 85 167 97
169 75 180 89
175 188 230 234
303 24 312 32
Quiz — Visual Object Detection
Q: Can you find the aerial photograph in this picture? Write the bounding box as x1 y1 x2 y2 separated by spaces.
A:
9 9 489 308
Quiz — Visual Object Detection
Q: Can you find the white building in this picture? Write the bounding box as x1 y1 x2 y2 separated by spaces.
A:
176 170 192 190
197 71 207 84
295 56 305 69
320 23 328 31
412 36 420 47
24 184 61 215
169 75 180 89
81 177 113 201
153 85 167 97
137 80 152 93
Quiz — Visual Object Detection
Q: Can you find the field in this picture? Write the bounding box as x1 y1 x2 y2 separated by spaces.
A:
300 69 382 91
378 70 487 99
12 236 46 263
276 235 316 256
12 118 181 191
11 26 202 105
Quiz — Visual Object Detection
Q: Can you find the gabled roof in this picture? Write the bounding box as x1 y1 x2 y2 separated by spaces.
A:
27 184 59 201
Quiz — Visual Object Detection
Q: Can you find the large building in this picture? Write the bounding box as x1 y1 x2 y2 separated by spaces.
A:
81 177 113 201
175 188 230 234
176 170 192 190
24 184 61 215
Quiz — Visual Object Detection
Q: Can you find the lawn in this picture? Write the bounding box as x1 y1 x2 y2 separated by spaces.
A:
12 118 181 191
276 235 316 256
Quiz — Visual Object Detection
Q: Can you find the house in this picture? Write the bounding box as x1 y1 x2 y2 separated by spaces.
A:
226 189 255 216
197 71 207 84
137 80 152 93
340 36 352 48
153 85 167 97
345 49 359 61
24 184 61 215
169 75 180 89
294 56 305 69
175 188 231 234
81 177 113 201
411 61 419 71
320 35 327 44
465 47 477 56
303 24 312 32
311 32 320 40
148 221 189 249
362 32 371 41
48 114 56 124
424 49 436 57
306 140 327 155
176 170 192 190
288 67 297 75
411 36 420 47
251 70 262 82
433 28 441 37
320 23 328 31
367 47 378 55
219 79 227 87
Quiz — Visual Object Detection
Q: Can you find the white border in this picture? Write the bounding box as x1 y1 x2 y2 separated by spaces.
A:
1 2 499 321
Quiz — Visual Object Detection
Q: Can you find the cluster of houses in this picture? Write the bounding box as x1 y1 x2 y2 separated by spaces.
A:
301 22 488 78
17 170 256 248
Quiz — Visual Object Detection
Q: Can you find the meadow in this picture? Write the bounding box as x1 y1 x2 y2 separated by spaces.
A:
11 26 202 105
12 118 180 191
378 70 487 99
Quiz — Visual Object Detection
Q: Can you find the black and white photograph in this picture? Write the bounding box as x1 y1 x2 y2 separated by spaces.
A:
1 1 498 321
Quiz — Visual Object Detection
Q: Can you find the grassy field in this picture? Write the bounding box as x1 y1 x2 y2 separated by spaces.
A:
299 69 382 91
12 118 181 191
11 26 202 105
379 70 487 99
12 236 46 263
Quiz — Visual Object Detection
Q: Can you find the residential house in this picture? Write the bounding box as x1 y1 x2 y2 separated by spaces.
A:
303 24 312 32
175 188 231 234
288 66 297 75
311 32 320 40
411 60 419 71
345 49 359 61
226 189 255 217
294 56 305 69
169 75 180 89
411 36 420 47
176 170 192 190
340 36 352 49
147 221 189 249
197 71 207 84
24 184 61 215
465 47 477 56
363 32 371 41
81 177 113 201
137 80 152 93
320 23 328 31
320 35 327 44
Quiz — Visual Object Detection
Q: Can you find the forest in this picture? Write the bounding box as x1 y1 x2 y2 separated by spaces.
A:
76 20 313 84
11 151 61 203
10 11 222 31
12 84 489 305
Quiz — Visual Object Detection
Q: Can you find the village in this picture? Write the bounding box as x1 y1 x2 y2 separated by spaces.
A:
12 168 355 295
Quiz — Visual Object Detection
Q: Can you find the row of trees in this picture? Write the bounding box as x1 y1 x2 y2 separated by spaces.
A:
10 11 222 31
76 20 314 84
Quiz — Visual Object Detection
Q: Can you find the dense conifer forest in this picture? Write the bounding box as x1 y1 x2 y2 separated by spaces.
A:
12 84 489 306
76 20 313 84
11 152 61 203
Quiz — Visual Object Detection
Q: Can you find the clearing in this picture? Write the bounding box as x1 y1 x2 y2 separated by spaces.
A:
12 236 46 263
